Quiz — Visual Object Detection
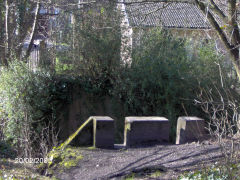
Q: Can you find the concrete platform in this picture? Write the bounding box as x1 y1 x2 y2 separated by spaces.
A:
92 116 115 148
124 116 170 147
176 116 207 144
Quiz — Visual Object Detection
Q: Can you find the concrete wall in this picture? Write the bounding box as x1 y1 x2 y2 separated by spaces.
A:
58 87 125 146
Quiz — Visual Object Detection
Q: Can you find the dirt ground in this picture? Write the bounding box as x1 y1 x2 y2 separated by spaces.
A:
57 141 223 180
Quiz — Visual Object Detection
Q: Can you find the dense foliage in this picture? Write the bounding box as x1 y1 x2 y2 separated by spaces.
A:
112 30 231 140
55 0 121 78
0 61 70 157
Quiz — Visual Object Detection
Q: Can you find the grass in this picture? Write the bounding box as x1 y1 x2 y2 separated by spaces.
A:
124 173 135 180
150 170 162 178
87 146 96 150
123 166 166 179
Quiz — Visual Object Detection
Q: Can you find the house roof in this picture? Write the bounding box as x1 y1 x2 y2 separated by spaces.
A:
125 2 212 29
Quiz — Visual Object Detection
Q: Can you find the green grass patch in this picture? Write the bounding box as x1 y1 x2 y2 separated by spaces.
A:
124 173 135 180
123 165 167 179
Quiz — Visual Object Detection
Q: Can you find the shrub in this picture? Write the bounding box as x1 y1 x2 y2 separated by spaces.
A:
55 1 121 77
113 29 231 141
0 61 69 157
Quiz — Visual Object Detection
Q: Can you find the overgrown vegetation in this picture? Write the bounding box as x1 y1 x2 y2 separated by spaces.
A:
0 0 239 179
0 61 70 158
112 30 232 140
55 0 121 78
0 29 235 157
0 27 239 179
194 66 240 179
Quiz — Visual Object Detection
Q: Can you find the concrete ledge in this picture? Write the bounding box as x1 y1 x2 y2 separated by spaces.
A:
176 116 207 144
124 116 170 147
92 116 115 148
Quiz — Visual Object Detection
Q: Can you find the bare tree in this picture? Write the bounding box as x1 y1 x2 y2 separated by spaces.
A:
195 77 240 178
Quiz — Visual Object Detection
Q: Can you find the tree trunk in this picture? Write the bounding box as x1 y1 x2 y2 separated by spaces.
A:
0 1 4 64
195 0 240 81
3 0 9 66
24 1 40 61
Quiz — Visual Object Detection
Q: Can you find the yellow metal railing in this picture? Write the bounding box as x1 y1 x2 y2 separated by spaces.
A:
58 117 94 150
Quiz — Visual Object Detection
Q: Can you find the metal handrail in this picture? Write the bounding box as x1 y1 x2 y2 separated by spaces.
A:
58 117 94 150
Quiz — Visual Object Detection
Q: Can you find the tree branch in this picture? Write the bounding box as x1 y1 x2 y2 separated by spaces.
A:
195 0 240 79
195 0 237 56
228 0 240 48
209 0 227 22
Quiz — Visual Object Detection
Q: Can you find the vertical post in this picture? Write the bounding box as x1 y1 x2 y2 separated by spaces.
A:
92 116 114 148
93 118 97 147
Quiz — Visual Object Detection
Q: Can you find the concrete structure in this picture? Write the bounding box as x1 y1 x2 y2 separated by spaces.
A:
92 116 115 148
124 116 170 147
65 116 115 148
176 116 207 144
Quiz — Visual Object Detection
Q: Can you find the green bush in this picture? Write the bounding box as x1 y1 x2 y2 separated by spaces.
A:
0 141 16 158
55 1 121 77
113 30 230 141
0 61 70 157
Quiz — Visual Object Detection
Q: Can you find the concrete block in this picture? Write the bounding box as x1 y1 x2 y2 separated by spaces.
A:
124 116 170 147
176 116 207 144
92 116 115 148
